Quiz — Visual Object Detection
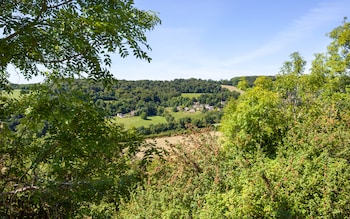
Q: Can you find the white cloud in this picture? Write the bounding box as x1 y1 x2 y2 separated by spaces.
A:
223 0 349 67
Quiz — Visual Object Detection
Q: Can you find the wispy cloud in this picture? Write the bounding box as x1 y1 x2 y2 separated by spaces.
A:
223 0 349 66
112 0 350 81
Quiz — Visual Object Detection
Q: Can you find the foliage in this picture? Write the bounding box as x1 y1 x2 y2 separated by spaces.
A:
140 111 148 120
0 82 152 217
221 86 285 158
20 78 237 117
116 20 350 218
1 1 162 217
327 18 350 77
237 77 248 91
117 127 225 218
0 0 161 88
216 21 350 218
2 1 350 217
230 75 276 88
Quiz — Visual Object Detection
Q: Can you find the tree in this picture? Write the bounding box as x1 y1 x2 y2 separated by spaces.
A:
237 76 248 91
0 83 150 217
217 21 350 217
110 20 350 219
275 52 307 112
324 18 350 93
254 76 273 90
0 1 161 217
327 17 350 77
0 0 161 89
140 111 148 120
220 86 284 158
307 53 328 92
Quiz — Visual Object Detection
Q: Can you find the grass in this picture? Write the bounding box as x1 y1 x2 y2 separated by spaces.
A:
181 93 203 98
113 115 167 129
146 131 222 148
113 111 205 129
220 85 244 94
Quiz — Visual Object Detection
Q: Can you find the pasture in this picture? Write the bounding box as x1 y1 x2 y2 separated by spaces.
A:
112 110 206 129
113 115 167 129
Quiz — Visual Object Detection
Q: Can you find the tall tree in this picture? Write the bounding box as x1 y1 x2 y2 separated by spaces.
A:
0 1 161 217
0 0 161 89
0 82 152 217
327 17 350 76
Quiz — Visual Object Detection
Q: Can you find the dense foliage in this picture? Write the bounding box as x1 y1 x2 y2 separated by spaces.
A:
220 75 275 88
12 78 239 117
83 78 237 116
116 20 350 218
1 81 153 217
0 0 161 89
1 0 161 217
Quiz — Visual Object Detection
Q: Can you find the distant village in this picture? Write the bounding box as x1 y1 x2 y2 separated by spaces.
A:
116 101 224 118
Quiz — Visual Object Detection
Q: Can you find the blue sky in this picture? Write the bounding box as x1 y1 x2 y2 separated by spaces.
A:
9 0 350 83
111 0 350 81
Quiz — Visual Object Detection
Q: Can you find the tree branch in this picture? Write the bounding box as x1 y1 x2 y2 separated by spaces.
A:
0 185 40 197
47 0 74 10
2 1 49 42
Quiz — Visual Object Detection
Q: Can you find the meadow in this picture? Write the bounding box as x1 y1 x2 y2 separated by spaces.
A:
113 115 167 129
113 110 205 129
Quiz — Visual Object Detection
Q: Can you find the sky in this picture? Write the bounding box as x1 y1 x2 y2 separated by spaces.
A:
9 0 350 83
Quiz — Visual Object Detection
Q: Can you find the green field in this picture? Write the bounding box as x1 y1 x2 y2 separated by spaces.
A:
181 93 203 98
113 111 205 129
113 115 167 129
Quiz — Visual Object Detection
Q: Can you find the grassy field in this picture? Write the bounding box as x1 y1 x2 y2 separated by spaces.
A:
142 131 222 156
181 93 203 98
221 85 244 94
113 111 205 129
112 115 168 129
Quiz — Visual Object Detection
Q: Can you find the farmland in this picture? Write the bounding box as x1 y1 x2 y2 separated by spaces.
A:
113 110 205 129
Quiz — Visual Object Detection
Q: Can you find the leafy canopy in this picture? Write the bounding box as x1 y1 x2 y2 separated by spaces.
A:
0 0 161 88
0 0 161 217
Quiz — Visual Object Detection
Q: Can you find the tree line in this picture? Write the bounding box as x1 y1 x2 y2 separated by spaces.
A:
12 78 240 117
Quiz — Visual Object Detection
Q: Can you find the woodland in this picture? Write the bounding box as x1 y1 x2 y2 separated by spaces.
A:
1 1 350 218
10 78 241 136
